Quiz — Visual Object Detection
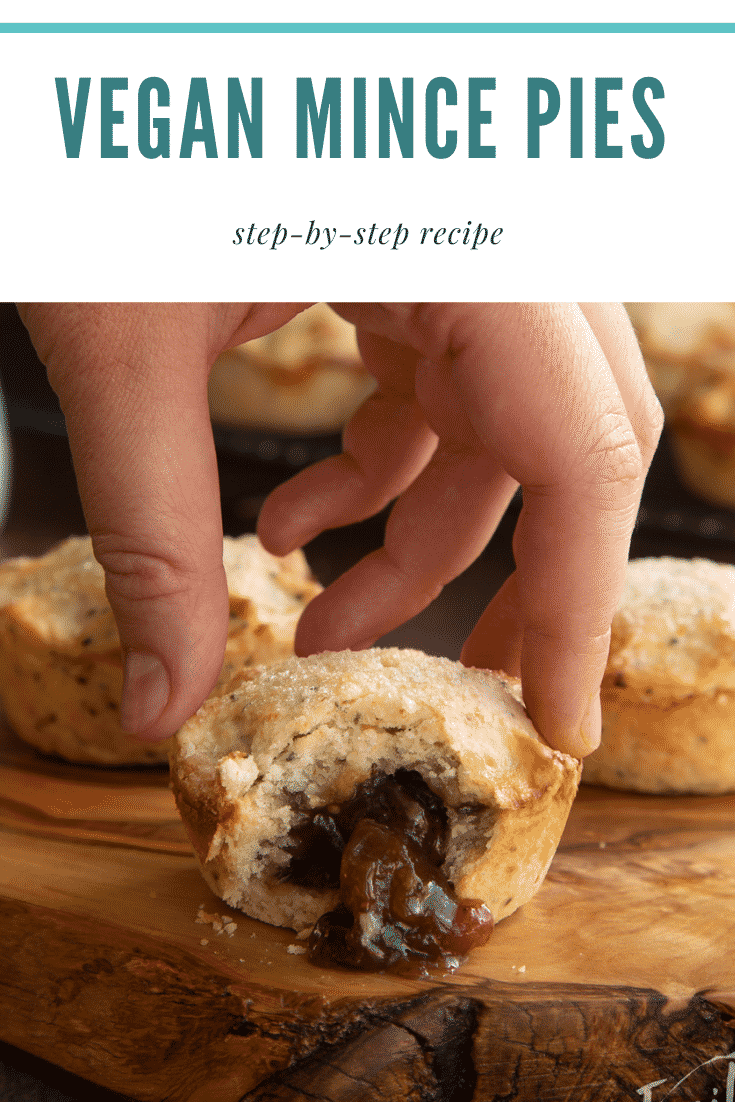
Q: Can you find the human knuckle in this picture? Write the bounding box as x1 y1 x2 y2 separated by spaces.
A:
526 624 612 662
92 538 194 606
578 416 645 500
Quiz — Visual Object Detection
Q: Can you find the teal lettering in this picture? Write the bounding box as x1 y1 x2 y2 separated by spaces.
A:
528 77 560 158
378 77 413 158
595 77 623 158
228 77 262 158
570 77 583 158
468 77 495 159
354 77 366 159
55 77 90 159
296 77 341 158
631 77 665 159
180 78 218 158
101 77 128 159
138 77 170 159
425 77 457 159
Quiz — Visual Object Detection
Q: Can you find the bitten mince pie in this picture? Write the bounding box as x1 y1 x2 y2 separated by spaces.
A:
170 648 581 971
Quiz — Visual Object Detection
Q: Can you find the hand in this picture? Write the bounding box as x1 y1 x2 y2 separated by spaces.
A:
258 303 663 757
18 303 662 758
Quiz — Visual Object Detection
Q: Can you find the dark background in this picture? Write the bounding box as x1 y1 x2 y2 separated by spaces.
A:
1 302 734 1100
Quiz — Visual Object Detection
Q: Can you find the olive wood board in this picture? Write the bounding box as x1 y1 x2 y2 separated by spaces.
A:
1 724 734 1102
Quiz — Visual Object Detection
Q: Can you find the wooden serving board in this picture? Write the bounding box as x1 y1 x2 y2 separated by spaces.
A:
1 723 735 1102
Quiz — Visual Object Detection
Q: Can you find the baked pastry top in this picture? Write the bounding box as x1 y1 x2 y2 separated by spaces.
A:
584 556 735 794
626 302 735 412
626 303 735 507
241 303 361 371
218 536 323 674
605 556 735 700
0 536 119 654
0 534 321 764
0 534 320 668
208 303 376 434
171 647 581 949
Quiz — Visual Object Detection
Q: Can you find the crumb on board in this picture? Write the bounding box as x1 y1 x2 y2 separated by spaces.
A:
200 939 209 946
287 945 308 955
195 906 237 937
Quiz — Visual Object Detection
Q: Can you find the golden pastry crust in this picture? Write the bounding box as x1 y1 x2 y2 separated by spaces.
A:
241 303 361 370
626 303 735 506
583 557 735 793
170 648 581 932
667 431 735 510
626 303 735 408
208 303 376 434
667 371 735 508
0 535 321 765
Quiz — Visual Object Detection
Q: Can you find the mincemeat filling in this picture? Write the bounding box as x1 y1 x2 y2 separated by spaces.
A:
284 769 494 971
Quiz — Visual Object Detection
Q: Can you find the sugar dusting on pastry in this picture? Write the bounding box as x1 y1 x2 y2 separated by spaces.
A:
585 556 735 794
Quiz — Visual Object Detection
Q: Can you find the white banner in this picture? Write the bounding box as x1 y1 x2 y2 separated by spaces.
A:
0 14 732 299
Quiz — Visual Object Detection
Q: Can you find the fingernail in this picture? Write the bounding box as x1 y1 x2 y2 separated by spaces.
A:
120 652 170 736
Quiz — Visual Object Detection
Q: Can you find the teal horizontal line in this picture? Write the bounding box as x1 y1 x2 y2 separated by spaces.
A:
0 21 734 32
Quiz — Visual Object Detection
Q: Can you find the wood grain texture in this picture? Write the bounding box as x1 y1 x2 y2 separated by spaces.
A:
1 723 735 1102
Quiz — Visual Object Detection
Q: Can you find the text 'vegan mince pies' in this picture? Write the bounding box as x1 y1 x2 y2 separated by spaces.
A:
583 556 735 794
0 535 321 765
170 648 581 971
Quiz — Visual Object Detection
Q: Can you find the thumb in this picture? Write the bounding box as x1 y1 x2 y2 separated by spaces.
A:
20 303 231 741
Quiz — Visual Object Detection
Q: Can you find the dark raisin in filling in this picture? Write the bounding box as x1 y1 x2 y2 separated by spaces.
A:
284 770 494 971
